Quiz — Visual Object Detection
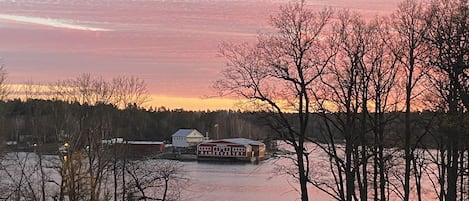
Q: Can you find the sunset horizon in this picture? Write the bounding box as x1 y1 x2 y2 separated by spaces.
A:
0 0 401 111
0 1 467 201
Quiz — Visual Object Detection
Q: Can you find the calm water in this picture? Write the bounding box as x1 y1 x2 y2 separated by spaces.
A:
178 144 440 201
180 158 331 201
0 152 332 201
1 148 439 201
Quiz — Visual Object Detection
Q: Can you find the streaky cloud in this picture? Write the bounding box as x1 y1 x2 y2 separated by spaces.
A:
0 14 112 32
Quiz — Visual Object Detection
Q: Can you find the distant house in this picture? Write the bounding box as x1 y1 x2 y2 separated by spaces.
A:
171 129 205 148
197 138 266 161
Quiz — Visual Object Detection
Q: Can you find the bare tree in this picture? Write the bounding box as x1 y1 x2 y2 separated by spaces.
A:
0 64 9 154
109 76 149 201
40 73 152 201
314 10 369 201
390 1 432 200
215 1 333 200
312 11 400 201
45 74 116 201
0 152 58 201
0 65 9 101
124 160 184 201
112 76 149 109
367 17 401 201
423 0 468 200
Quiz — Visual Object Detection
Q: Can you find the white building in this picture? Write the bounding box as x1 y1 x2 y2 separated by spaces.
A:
171 129 204 148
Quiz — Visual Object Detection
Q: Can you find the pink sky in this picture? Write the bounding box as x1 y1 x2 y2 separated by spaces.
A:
0 0 401 110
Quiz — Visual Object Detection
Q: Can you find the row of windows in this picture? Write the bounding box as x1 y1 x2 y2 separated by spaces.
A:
232 147 245 152
198 146 211 151
198 146 246 153
199 151 246 156
213 147 230 152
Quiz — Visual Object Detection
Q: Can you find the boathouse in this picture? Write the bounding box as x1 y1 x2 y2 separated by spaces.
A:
197 138 266 161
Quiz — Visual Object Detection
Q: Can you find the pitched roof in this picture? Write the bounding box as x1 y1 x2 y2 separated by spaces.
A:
172 129 203 137
204 138 264 146
224 138 264 146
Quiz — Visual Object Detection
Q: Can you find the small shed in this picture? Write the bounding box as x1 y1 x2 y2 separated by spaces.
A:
171 129 205 148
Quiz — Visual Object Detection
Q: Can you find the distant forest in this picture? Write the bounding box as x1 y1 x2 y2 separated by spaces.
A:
0 98 445 151
0 99 273 146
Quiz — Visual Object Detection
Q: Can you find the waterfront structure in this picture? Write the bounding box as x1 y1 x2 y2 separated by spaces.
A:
101 138 165 156
197 138 266 161
125 141 165 154
171 129 205 148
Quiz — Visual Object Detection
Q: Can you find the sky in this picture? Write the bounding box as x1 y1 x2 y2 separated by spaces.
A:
0 0 401 111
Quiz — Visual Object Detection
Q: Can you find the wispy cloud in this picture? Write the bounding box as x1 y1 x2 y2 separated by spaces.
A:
0 14 111 31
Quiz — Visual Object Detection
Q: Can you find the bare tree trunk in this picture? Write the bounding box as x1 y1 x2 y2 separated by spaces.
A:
412 149 424 201
440 146 447 201
113 148 118 201
345 141 354 201
423 0 468 199
122 156 126 201
297 140 309 201
162 178 169 201
459 150 465 201
38 152 46 201
216 2 333 200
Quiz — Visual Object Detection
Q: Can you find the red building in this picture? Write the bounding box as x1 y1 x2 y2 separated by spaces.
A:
126 141 165 155
102 138 165 157
197 138 265 161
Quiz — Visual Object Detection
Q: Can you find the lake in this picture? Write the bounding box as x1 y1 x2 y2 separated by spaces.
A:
0 145 440 201
180 158 332 201
0 152 331 201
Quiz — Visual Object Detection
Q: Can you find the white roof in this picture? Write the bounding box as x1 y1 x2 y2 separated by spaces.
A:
101 138 163 145
172 129 203 137
101 138 124 144
127 141 164 145
224 138 264 146
203 138 264 146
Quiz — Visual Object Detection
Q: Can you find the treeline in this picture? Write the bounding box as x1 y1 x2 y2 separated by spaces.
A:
0 97 446 149
0 99 274 147
0 71 274 150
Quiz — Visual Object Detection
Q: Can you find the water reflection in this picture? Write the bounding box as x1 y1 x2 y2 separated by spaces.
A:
180 158 331 201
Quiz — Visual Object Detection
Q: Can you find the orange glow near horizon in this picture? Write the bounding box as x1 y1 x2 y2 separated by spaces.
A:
1 0 402 111
145 95 243 111
6 83 243 111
